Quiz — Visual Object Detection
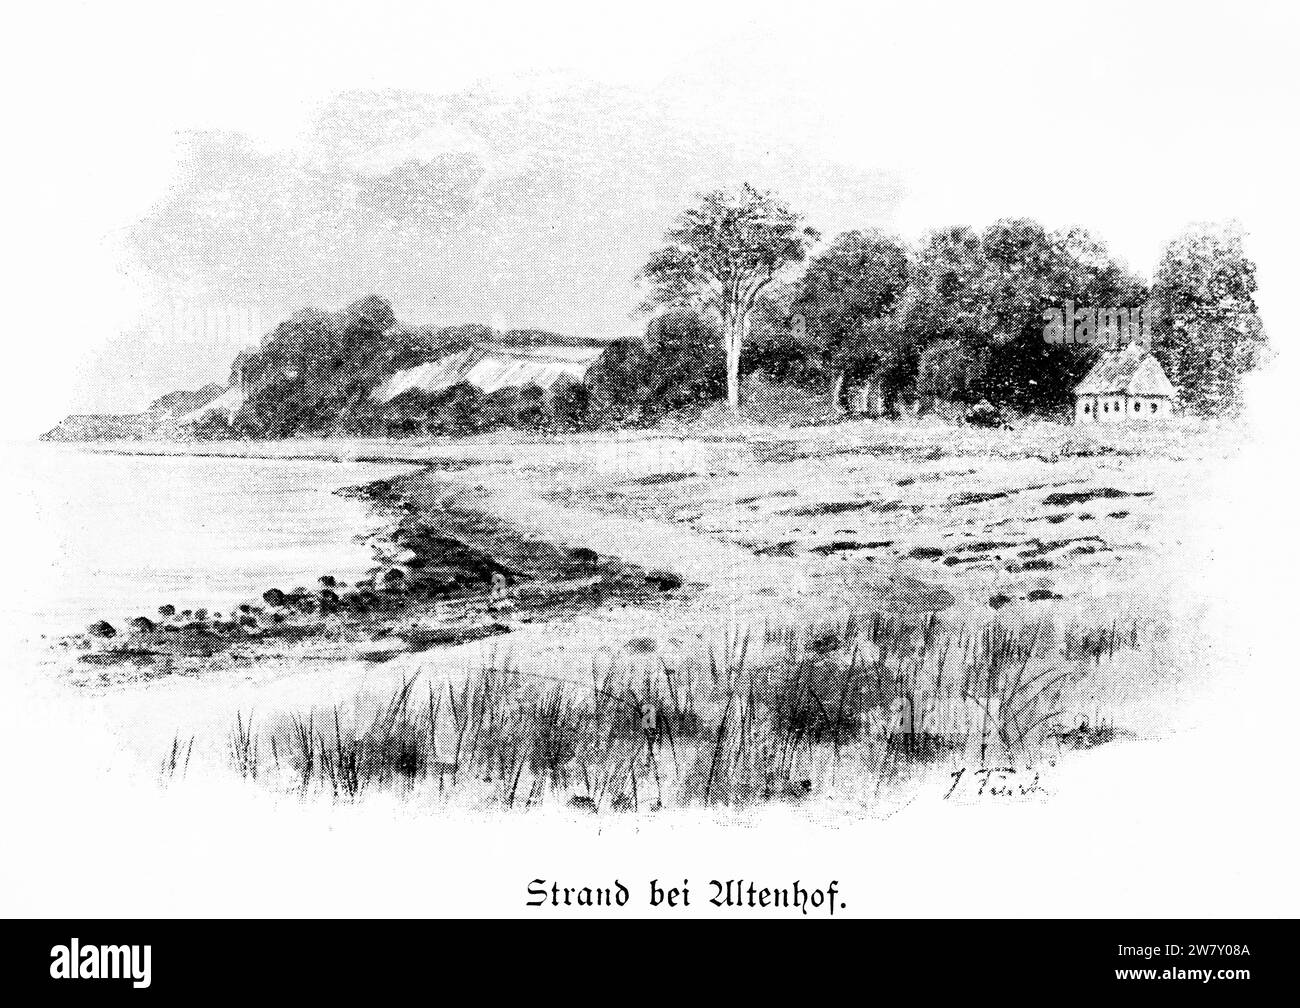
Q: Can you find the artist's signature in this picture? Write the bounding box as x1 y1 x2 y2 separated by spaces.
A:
943 764 1050 801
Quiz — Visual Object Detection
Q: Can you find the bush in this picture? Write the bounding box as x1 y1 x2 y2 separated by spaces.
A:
548 376 592 430
428 383 485 435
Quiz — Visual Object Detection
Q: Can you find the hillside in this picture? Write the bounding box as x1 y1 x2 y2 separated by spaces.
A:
46 295 657 442
42 383 228 442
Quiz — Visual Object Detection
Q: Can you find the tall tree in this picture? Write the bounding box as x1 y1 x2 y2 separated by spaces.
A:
794 229 912 411
639 185 817 417
906 221 1143 414
1151 222 1267 415
905 225 994 408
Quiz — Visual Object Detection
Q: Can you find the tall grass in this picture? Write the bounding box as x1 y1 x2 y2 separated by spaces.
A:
161 732 195 782
193 610 1141 810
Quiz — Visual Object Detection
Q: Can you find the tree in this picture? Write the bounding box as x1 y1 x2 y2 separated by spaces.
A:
1150 222 1267 415
430 382 485 435
794 230 911 411
641 308 726 414
741 283 815 382
639 185 818 417
233 297 400 436
900 226 991 409
585 338 653 426
916 338 988 406
902 220 1144 414
548 376 592 430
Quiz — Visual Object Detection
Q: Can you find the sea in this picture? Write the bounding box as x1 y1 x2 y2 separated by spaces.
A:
2 442 415 637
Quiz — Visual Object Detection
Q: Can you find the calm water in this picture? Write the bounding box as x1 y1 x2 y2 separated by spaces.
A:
5 443 414 634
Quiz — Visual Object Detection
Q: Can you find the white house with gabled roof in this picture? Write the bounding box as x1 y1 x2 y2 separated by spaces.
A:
1074 343 1176 424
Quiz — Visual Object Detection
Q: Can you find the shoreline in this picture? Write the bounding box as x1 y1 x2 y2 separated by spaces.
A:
56 451 694 689
34 421 1218 812
49 422 1210 695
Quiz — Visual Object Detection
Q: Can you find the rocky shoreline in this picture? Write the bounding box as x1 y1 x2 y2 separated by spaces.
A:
59 463 687 679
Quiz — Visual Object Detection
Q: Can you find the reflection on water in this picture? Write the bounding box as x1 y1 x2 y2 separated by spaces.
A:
8 443 414 633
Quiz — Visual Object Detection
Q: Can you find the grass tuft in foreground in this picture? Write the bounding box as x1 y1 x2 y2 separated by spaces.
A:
184 609 1143 811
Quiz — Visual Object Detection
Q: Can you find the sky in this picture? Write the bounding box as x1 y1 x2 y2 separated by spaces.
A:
3 0 1296 434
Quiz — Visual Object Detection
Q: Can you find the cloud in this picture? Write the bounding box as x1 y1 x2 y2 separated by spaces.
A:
354 153 486 229
123 81 905 343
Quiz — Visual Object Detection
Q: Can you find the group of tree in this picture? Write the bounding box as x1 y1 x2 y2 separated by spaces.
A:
638 187 1267 419
228 295 463 437
215 294 738 438
1148 222 1266 416
203 188 1267 440
222 297 601 438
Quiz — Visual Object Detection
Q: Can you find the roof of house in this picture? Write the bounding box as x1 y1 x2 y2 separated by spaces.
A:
1074 345 1176 398
373 339 613 402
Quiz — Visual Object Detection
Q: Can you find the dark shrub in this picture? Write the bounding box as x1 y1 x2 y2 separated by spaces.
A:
965 399 1002 427
548 377 592 430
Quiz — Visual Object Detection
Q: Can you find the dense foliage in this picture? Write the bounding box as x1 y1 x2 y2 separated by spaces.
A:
904 221 1149 414
225 297 583 437
196 193 1266 439
1149 222 1268 415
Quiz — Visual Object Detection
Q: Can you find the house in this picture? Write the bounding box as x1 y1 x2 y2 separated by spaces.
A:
1073 343 1176 424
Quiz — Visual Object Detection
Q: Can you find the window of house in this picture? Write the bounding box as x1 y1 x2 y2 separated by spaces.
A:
1103 402 1108 412
1083 403 1091 413
1151 403 1158 413
1135 401 1141 411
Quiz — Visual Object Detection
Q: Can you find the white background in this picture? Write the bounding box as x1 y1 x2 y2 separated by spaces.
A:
1 0 1298 917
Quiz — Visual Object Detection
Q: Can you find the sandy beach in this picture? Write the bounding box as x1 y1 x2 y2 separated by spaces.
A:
21 416 1224 815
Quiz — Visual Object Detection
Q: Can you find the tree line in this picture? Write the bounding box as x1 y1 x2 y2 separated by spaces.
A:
205 188 1266 438
639 186 1267 420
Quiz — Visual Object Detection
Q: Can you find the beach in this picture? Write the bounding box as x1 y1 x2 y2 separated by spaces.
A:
14 417 1229 812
